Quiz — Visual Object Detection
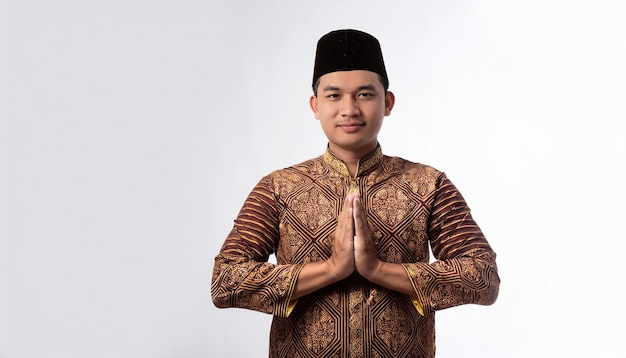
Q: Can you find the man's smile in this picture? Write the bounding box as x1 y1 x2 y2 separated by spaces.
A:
338 122 364 132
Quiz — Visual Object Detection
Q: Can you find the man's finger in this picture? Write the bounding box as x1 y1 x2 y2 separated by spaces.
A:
352 195 366 235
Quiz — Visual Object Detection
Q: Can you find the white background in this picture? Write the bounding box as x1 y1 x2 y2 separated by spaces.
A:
1 1 625 357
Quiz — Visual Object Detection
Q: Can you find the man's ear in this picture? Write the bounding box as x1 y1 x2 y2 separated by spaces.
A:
384 91 395 116
309 95 320 119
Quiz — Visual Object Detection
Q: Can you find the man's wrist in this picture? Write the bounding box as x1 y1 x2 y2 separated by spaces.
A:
360 259 383 281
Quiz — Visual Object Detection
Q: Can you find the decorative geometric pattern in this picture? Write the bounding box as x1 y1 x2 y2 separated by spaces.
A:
370 182 415 228
291 187 334 232
212 145 499 358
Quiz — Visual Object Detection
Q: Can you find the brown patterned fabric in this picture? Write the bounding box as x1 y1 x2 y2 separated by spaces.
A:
212 145 499 358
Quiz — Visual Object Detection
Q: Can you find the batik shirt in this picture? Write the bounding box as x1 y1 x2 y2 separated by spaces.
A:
212 145 499 358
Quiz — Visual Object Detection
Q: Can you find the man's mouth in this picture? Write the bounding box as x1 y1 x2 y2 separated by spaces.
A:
339 123 364 132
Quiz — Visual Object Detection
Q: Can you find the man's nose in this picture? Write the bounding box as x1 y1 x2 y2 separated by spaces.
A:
340 96 360 116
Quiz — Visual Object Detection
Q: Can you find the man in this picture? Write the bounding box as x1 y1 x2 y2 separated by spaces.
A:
212 29 500 357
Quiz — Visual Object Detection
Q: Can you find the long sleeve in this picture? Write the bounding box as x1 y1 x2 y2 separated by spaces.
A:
211 175 303 317
402 173 500 315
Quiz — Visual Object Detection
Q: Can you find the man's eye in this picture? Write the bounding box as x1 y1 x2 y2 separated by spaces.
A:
327 94 340 99
358 92 373 98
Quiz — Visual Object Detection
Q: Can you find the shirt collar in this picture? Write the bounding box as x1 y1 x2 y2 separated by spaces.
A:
323 144 384 178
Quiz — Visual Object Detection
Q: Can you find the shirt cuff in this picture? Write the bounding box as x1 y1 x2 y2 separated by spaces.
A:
401 263 425 316
282 264 305 317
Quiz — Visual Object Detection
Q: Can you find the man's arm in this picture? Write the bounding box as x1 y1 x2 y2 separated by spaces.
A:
352 173 499 316
291 194 356 299
211 175 303 318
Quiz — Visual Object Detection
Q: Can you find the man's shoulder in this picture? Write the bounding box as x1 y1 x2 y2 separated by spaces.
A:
254 156 324 197
383 155 443 179
262 156 324 182
382 155 445 196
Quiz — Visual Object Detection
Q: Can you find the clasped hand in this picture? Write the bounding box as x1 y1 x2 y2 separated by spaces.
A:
328 194 381 281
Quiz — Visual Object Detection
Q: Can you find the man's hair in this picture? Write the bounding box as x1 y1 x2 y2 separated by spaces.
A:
312 74 389 97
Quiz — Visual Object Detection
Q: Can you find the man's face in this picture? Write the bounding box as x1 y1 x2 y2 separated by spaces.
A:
310 70 395 159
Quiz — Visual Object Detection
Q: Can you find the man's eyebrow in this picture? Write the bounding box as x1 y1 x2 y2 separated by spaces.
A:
321 84 378 92
322 85 341 92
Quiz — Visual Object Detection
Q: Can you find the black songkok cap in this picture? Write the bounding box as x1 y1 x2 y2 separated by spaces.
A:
312 29 388 88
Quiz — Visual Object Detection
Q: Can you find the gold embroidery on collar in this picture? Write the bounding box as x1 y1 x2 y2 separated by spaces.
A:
323 145 383 178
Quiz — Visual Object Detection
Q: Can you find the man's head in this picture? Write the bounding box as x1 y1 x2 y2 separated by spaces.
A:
312 29 389 96
310 29 395 160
